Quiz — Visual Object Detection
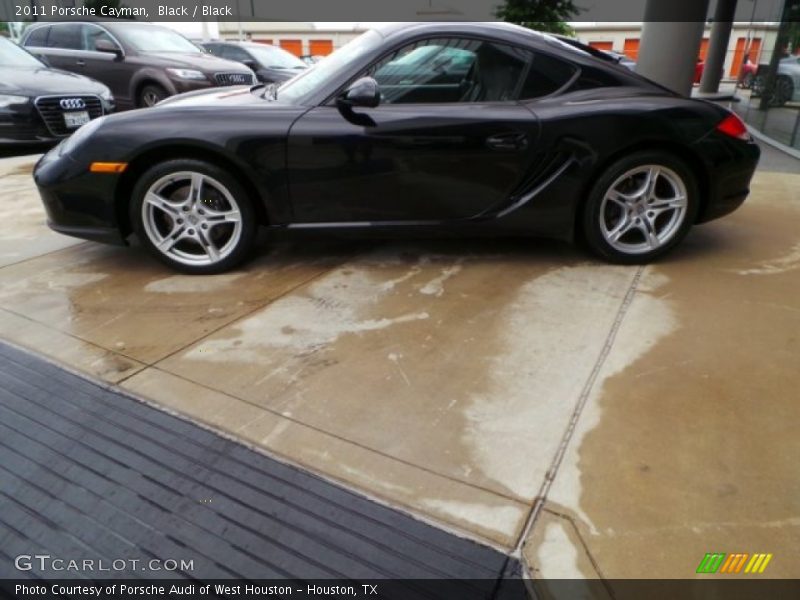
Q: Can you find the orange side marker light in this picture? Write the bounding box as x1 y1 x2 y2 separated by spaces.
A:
90 162 128 174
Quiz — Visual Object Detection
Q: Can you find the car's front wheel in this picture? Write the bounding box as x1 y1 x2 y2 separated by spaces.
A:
138 84 168 107
131 159 257 274
582 152 699 264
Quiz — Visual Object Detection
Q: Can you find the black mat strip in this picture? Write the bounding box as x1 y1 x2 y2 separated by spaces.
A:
0 342 517 595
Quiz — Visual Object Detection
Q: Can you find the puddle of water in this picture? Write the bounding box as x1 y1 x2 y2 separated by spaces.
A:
542 201 800 578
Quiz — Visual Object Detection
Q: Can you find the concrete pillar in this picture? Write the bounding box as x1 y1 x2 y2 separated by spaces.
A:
636 0 711 96
699 0 738 93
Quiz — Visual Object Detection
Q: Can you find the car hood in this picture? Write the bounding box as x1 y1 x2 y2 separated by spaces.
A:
138 51 252 74
0 66 109 97
156 85 283 108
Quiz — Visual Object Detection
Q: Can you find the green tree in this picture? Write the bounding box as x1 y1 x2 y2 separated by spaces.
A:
0 22 9 38
495 0 581 36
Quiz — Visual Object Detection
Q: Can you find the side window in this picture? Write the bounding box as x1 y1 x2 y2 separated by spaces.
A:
24 26 49 47
365 38 531 104
81 25 117 52
519 53 577 99
204 44 223 57
222 46 251 62
47 24 82 50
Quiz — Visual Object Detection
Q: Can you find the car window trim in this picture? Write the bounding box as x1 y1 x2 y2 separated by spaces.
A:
321 32 574 107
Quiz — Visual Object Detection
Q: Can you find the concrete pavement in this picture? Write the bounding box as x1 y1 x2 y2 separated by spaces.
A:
0 150 797 582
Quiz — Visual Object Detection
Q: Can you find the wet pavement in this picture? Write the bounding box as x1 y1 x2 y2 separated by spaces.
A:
0 150 798 582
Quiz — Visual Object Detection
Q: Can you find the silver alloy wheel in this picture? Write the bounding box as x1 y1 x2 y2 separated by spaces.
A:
142 91 161 107
599 165 688 255
141 171 243 267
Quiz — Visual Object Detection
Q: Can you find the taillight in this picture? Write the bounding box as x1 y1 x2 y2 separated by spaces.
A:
716 113 750 141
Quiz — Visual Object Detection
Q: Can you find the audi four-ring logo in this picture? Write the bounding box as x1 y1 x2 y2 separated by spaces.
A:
60 98 86 110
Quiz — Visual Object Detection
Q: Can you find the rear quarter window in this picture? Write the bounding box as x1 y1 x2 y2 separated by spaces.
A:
24 26 49 47
520 53 577 99
569 65 623 91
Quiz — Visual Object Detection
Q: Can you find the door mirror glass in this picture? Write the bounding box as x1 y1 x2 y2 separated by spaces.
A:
339 77 381 108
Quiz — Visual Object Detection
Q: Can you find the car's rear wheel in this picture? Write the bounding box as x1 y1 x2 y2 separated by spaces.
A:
582 152 699 264
131 159 257 274
138 84 168 107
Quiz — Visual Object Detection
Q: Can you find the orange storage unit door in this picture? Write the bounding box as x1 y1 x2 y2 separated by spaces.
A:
309 39 334 56
279 39 303 56
623 38 640 61
699 38 710 61
589 41 613 51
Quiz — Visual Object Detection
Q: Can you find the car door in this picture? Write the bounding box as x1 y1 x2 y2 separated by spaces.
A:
286 37 543 223
77 24 135 106
36 23 83 72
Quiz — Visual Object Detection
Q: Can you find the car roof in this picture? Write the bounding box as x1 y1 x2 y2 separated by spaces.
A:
205 41 283 50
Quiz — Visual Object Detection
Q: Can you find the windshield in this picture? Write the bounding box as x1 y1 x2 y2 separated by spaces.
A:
278 30 383 103
248 45 306 70
112 24 201 53
0 36 44 68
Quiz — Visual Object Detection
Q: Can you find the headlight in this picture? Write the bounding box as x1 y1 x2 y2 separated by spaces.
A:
166 68 207 81
59 116 106 156
0 94 29 109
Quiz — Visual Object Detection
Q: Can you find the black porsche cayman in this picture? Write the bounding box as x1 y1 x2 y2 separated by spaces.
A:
34 22 760 274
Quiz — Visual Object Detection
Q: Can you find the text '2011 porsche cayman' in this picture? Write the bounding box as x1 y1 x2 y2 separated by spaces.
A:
34 22 760 274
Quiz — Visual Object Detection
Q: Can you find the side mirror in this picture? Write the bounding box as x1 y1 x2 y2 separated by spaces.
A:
95 39 123 59
338 77 381 109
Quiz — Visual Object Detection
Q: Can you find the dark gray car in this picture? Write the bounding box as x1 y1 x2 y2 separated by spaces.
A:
202 41 308 84
22 21 256 109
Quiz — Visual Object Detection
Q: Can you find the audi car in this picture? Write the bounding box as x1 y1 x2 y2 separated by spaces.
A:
34 22 760 274
22 21 255 109
1 36 113 145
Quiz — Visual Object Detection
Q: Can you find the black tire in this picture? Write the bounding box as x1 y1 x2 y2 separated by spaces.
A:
138 83 168 108
581 151 699 265
130 159 258 274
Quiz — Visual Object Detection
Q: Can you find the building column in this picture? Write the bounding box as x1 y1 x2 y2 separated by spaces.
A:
699 0 738 93
636 0 711 96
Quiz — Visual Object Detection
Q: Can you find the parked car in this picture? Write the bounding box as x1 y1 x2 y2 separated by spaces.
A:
300 54 325 66
752 57 799 106
0 36 113 145
603 50 636 70
202 41 307 84
34 22 759 274
22 21 256 109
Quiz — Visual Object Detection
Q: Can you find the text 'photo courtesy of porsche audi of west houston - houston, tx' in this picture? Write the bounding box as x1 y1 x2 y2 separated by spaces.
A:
34 22 760 274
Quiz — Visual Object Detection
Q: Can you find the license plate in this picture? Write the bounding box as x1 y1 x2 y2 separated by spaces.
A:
64 111 90 129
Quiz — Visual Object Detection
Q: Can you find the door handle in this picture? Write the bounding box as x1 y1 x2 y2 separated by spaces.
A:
76 60 86 66
486 132 529 151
